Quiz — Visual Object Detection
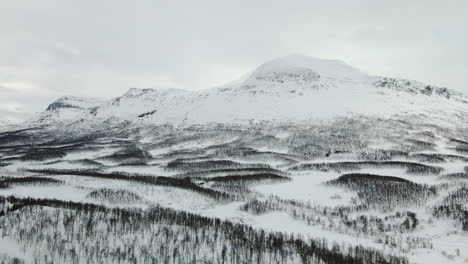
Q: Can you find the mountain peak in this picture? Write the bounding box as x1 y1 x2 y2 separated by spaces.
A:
251 54 363 80
123 88 156 98
30 96 105 125
45 96 104 111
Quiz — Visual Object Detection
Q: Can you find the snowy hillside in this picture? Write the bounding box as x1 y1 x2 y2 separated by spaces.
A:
65 54 468 127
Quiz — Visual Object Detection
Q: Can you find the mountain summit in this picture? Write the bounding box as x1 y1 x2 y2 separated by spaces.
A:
31 96 104 125
248 54 363 79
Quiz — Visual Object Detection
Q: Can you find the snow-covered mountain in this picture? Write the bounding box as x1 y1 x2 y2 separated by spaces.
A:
33 55 468 127
30 96 104 125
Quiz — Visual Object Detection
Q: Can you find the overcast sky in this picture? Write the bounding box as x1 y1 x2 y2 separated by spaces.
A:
1 0 467 122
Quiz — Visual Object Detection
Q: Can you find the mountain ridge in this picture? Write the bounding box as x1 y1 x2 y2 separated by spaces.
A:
25 55 468 128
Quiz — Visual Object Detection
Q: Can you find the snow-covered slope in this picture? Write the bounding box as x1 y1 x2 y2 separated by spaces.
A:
41 55 468 127
30 96 105 125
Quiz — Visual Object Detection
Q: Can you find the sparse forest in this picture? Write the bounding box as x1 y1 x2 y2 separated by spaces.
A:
0 117 468 263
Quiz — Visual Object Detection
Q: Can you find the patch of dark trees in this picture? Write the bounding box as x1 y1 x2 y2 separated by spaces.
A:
0 196 408 264
426 153 468 162
69 158 104 167
98 147 151 162
408 153 446 163
327 211 421 241
2 142 85 161
145 133 216 152
449 138 468 147
330 174 412 184
209 146 261 157
358 149 408 161
241 197 339 218
432 204 468 231
432 187 468 231
176 167 286 179
289 162 361 172
153 149 207 159
413 131 435 138
209 173 290 183
166 159 269 171
209 181 254 200
326 174 437 210
209 146 303 163
240 196 421 242
137 110 157 118
404 139 436 151
26 168 232 201
290 161 443 175
86 188 142 204
19 147 68 161
0 128 37 146
239 151 301 165
439 172 468 180
288 128 365 158
0 133 29 145
452 146 468 154
0 132 139 163
0 176 62 189
343 211 419 235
